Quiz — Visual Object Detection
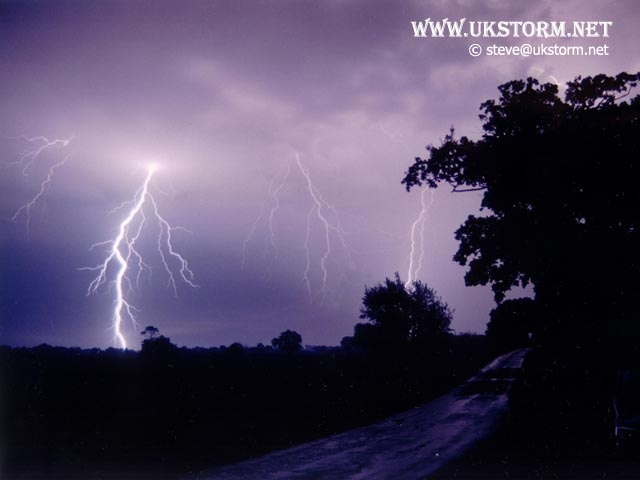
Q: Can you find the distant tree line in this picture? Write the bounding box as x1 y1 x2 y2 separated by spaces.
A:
0 327 490 478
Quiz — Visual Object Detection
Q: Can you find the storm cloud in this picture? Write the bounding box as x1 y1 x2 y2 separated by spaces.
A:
1 0 638 348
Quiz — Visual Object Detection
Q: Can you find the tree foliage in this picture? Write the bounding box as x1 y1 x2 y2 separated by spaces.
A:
358 273 452 348
141 325 160 340
140 326 177 356
402 72 640 347
271 330 303 354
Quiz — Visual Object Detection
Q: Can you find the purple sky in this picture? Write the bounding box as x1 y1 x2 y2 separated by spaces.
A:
1 0 639 349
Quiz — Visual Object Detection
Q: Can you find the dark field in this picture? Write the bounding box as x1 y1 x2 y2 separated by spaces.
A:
0 334 492 479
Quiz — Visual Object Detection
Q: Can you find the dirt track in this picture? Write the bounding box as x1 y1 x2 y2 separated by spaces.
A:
193 349 528 480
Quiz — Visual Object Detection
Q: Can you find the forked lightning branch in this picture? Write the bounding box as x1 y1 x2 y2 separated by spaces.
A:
9 135 73 237
242 154 350 301
80 164 197 349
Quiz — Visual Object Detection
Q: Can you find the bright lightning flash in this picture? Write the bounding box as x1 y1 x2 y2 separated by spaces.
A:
405 188 435 289
81 164 197 349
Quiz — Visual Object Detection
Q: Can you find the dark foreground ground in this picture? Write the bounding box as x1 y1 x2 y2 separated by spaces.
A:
194 350 527 479
433 345 640 479
431 419 640 479
194 346 640 480
0 335 492 479
4 340 639 479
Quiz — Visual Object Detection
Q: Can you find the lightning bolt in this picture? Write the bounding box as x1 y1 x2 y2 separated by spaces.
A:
295 154 348 299
81 164 197 349
8 135 73 237
265 163 291 260
11 155 70 237
242 201 266 270
405 188 435 289
241 164 291 269
241 154 350 299
9 135 73 177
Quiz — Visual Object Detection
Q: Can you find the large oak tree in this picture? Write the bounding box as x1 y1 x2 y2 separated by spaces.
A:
403 72 640 349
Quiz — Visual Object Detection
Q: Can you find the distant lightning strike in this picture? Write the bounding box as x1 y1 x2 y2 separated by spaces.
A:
242 164 291 269
242 202 266 270
295 154 348 299
265 164 291 259
81 164 197 349
12 155 69 236
9 135 72 177
405 188 435 289
376 124 437 288
242 154 349 299
9 135 73 236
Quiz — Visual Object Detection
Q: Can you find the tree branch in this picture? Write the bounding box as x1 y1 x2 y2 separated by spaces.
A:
451 186 486 193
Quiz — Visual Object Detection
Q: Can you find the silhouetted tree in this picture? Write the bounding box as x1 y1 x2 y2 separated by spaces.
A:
140 326 177 356
227 342 246 355
402 72 640 351
271 330 303 354
141 325 160 340
358 273 452 349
